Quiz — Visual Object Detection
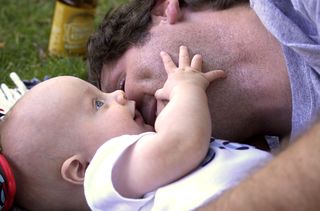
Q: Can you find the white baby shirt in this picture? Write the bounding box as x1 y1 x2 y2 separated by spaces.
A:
84 132 272 211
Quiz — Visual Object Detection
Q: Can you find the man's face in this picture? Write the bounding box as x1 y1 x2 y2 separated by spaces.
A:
100 10 236 126
100 15 207 125
100 42 171 126
99 4 288 140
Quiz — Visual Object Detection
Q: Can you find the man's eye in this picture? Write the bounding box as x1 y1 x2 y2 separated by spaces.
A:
95 100 104 110
119 78 126 91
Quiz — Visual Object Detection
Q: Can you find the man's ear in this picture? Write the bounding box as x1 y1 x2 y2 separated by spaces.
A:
152 0 181 24
61 154 89 185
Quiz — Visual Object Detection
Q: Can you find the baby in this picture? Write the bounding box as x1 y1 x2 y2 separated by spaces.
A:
0 46 271 210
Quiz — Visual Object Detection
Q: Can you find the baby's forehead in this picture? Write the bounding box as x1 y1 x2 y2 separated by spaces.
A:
12 78 73 114
14 76 95 118
3 76 90 143
27 76 87 97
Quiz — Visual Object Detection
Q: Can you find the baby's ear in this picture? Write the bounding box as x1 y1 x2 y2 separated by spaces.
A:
152 0 181 24
61 155 89 185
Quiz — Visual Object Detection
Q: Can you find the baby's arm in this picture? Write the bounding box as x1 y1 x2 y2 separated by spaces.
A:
114 46 225 198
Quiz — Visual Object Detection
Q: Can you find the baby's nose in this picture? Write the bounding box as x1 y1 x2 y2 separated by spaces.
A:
113 90 127 105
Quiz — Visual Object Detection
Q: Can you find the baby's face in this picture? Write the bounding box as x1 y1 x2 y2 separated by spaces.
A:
16 76 153 156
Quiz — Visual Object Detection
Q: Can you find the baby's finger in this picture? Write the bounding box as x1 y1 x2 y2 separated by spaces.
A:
160 51 176 73
178 46 190 68
191 54 202 71
204 70 226 82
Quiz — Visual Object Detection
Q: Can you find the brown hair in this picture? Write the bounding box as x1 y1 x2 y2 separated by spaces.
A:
87 0 248 88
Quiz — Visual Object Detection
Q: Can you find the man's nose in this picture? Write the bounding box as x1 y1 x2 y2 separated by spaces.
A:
111 90 127 105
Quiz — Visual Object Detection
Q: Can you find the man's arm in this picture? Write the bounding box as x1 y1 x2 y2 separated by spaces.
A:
199 119 320 210
113 46 225 198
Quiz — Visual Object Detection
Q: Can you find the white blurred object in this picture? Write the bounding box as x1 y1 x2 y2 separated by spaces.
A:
0 72 28 113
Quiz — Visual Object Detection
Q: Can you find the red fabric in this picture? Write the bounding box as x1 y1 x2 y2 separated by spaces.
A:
0 154 16 211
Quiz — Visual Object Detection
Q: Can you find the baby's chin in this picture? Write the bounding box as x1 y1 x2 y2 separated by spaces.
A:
144 124 155 132
134 110 154 132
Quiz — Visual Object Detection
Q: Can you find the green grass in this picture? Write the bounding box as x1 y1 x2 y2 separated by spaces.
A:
0 0 127 85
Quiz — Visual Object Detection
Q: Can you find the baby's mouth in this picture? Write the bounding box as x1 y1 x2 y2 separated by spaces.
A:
134 109 144 124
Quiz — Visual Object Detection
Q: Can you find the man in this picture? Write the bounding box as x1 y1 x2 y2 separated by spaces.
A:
87 0 320 210
88 0 291 143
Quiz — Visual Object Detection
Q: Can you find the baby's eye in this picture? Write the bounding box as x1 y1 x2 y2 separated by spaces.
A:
95 100 104 110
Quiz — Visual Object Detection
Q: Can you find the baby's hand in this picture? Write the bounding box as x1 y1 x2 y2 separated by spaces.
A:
155 46 225 101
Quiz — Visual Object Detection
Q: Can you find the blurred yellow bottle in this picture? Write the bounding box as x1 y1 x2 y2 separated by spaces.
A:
48 0 98 56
